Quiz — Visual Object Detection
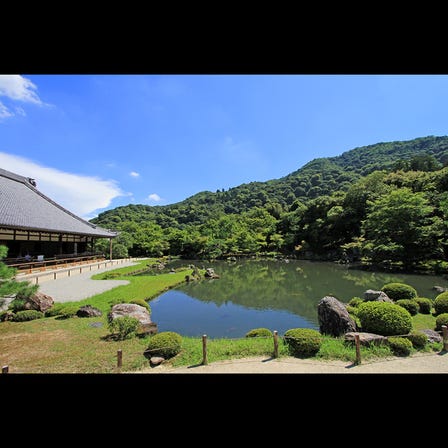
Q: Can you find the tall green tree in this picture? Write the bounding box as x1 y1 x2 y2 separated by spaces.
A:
361 188 443 267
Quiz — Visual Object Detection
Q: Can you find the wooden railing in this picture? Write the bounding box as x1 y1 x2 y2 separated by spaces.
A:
5 254 106 274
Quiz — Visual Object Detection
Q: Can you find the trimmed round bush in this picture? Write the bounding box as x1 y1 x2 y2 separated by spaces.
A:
405 331 428 350
414 297 433 314
145 331 182 359
435 313 448 331
108 316 140 340
434 292 448 315
357 301 412 336
346 305 359 316
388 337 413 356
381 283 417 301
130 299 151 313
396 299 419 316
245 328 273 338
283 328 322 358
348 297 364 307
12 310 44 322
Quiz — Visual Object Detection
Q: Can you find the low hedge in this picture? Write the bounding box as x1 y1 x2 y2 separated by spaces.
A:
381 283 417 301
435 313 448 331
357 301 412 336
396 299 419 316
405 331 427 349
414 297 433 315
283 328 322 358
348 297 364 307
145 331 182 359
245 328 273 338
434 292 448 315
388 337 413 357
12 310 44 322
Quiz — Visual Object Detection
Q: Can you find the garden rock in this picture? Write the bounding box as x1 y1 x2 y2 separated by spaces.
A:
150 356 165 366
77 305 102 318
317 296 357 337
433 286 447 293
205 268 220 279
363 290 393 302
344 332 387 346
23 292 54 312
420 329 442 343
109 303 157 334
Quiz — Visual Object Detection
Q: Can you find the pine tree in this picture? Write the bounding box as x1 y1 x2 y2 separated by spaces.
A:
0 245 38 298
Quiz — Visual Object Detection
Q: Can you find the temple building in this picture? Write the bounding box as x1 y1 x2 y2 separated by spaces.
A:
0 167 117 262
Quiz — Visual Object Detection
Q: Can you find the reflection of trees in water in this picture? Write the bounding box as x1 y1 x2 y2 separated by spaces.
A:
171 259 448 322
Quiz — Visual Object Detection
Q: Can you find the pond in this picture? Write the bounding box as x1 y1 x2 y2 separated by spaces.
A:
147 259 448 338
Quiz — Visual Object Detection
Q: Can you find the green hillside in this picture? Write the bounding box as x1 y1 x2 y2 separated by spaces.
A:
91 135 448 271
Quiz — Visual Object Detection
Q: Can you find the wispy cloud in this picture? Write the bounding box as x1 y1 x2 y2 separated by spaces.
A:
129 171 140 177
0 75 47 121
0 152 125 219
148 193 162 202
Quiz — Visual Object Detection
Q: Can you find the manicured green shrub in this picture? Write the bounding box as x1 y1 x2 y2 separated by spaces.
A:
348 297 364 307
12 310 44 322
381 283 417 301
388 337 413 356
283 328 322 358
108 316 140 340
8 298 27 313
414 297 433 314
46 303 79 319
145 331 182 359
396 299 419 316
346 305 359 316
245 328 273 338
434 292 448 315
357 301 412 336
435 313 448 331
405 331 428 349
130 299 151 313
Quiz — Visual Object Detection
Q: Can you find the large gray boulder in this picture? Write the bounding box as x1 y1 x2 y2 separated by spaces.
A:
344 332 387 346
420 329 442 343
317 296 357 337
109 303 157 334
363 290 393 302
23 292 54 312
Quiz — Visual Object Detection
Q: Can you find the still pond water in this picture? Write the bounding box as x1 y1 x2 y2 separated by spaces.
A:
148 259 448 338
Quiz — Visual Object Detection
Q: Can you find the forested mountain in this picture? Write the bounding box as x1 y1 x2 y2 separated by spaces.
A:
91 135 448 271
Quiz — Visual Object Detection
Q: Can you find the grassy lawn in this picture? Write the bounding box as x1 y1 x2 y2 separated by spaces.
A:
0 262 444 373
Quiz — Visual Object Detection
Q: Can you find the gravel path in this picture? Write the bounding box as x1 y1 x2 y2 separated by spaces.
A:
38 260 139 302
136 351 448 374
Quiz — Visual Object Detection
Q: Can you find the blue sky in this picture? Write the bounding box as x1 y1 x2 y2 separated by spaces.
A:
1 74 448 220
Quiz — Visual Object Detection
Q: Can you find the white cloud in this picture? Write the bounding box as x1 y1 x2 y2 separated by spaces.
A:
0 152 125 219
148 193 162 202
0 101 13 119
129 171 140 177
0 75 44 104
0 75 46 120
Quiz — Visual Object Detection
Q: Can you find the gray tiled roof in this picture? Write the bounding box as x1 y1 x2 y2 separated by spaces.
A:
0 168 117 238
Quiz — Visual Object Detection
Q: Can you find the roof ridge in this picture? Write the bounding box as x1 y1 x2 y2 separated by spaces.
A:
0 167 116 237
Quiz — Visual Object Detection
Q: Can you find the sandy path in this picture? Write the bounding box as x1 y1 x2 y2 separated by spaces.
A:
134 351 448 374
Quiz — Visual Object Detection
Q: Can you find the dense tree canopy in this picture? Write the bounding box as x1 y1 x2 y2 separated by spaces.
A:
91 136 448 271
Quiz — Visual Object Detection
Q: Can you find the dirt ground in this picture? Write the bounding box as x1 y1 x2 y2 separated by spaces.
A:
134 350 448 374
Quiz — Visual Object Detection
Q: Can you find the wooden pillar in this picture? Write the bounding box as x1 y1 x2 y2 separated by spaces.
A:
273 330 279 358
442 325 448 351
109 237 113 261
202 335 208 365
354 334 362 365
